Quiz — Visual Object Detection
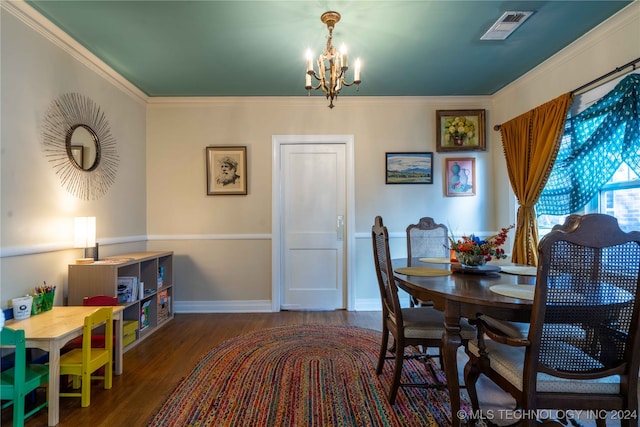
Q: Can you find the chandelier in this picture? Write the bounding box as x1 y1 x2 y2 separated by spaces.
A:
305 11 361 109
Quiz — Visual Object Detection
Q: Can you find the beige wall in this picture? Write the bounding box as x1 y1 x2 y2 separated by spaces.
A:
146 96 498 310
2 1 638 311
1 5 148 306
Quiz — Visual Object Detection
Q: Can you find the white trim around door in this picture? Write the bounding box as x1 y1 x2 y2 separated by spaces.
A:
271 135 356 312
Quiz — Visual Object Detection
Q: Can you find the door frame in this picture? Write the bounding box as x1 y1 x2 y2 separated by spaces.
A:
271 135 356 312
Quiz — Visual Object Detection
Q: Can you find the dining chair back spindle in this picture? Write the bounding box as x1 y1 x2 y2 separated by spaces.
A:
406 217 449 306
406 217 450 262
464 214 640 427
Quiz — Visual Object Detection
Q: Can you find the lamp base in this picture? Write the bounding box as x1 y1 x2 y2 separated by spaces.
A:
84 243 99 261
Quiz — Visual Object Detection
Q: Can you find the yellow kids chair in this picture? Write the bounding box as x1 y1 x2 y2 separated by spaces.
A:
59 306 113 407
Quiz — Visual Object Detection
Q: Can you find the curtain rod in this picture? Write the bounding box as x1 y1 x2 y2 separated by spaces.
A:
493 57 640 131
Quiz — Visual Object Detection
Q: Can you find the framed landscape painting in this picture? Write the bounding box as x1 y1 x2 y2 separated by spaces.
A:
206 146 247 195
385 152 433 184
436 109 486 152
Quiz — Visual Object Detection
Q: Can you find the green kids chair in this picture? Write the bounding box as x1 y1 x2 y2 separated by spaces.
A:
0 327 49 427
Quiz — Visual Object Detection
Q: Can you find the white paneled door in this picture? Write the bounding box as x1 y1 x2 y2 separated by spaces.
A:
280 143 346 310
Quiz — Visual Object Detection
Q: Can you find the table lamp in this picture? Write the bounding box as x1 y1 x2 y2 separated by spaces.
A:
74 216 98 261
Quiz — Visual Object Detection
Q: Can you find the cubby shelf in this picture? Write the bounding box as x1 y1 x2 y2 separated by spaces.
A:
68 251 174 351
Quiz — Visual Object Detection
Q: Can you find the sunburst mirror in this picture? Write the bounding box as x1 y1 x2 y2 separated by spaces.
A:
42 93 119 200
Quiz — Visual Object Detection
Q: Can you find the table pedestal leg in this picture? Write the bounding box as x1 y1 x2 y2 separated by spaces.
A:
443 313 463 427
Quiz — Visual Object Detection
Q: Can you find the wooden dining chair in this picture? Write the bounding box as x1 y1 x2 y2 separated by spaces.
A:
0 327 49 427
372 215 475 404
406 216 450 306
464 214 640 426
59 307 113 407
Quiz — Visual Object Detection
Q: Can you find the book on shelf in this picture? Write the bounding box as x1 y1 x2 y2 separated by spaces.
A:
140 300 151 330
158 265 165 287
117 276 138 303
158 289 168 302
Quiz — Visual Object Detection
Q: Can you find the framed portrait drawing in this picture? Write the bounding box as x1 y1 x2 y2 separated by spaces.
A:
385 152 433 184
445 157 475 196
436 109 486 152
206 146 247 195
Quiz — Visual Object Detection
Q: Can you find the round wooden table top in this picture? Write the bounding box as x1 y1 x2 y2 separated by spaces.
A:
392 257 536 311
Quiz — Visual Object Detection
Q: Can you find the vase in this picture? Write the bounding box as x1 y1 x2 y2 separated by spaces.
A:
453 136 464 146
455 251 486 267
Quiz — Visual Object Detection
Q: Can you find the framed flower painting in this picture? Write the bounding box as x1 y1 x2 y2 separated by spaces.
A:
445 157 475 196
436 109 486 152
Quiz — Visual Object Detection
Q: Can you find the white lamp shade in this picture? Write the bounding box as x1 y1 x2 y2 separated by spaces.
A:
74 216 96 248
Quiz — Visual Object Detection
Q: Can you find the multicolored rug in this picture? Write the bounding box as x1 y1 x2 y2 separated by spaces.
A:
148 324 469 426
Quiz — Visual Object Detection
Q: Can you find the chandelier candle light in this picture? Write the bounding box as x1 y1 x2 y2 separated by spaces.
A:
305 11 361 109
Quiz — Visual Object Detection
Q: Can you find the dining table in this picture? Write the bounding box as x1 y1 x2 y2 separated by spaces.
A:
4 305 125 426
392 257 536 427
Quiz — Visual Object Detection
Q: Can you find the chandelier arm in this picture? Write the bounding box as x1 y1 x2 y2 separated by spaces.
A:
340 80 360 87
308 82 324 91
308 71 322 81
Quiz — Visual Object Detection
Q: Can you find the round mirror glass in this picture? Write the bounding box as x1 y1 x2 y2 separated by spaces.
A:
66 124 100 171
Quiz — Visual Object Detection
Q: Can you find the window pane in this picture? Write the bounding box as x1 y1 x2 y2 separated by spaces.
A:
609 163 640 183
604 187 640 232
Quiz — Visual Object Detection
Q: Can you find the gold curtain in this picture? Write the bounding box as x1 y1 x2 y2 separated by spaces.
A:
500 92 573 266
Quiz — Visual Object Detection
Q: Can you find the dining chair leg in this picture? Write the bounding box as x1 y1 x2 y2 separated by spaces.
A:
463 360 481 412
104 361 112 389
13 393 26 427
388 341 404 404
72 375 81 389
81 371 91 407
376 328 389 375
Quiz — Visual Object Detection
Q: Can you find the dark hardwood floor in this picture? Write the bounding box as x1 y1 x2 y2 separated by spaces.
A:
5 311 382 427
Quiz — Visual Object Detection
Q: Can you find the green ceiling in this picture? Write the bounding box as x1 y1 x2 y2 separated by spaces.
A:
25 0 633 97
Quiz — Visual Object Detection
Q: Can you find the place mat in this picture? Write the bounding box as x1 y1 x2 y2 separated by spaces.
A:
418 257 453 264
500 265 537 276
490 284 535 300
394 267 452 277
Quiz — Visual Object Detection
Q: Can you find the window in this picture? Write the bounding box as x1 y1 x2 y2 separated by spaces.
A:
538 162 640 235
536 72 640 236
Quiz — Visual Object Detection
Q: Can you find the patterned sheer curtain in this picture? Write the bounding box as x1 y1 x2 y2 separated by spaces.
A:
501 93 573 266
537 74 640 215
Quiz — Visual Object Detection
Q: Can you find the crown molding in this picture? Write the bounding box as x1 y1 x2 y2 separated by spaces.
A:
2 0 148 104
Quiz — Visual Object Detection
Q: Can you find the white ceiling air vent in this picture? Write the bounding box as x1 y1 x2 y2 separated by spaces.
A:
481 11 533 40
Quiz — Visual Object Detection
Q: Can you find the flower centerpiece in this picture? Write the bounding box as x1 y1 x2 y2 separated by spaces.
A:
444 116 475 146
449 225 514 267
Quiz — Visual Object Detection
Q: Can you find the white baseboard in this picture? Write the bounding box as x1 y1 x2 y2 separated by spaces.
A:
174 298 393 313
353 298 382 311
175 300 273 313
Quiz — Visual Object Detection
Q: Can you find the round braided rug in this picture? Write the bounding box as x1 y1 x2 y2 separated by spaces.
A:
148 324 468 426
